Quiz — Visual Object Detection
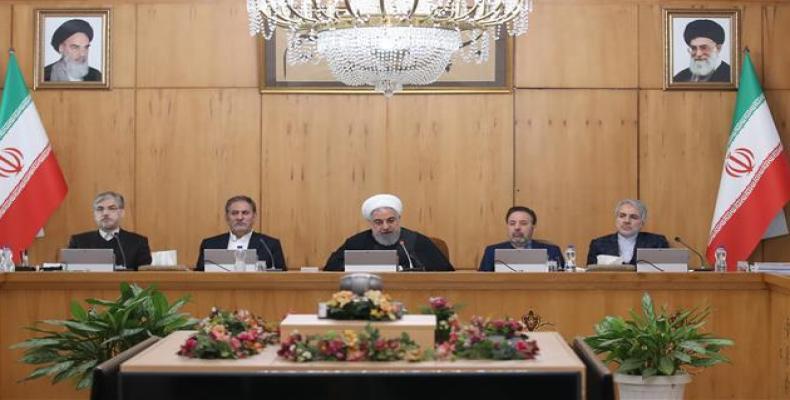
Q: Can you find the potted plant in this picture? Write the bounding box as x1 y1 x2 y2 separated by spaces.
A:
585 292 734 400
12 282 197 390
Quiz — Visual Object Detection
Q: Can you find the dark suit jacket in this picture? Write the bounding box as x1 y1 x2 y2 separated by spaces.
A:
479 240 565 271
67 229 152 270
324 228 453 272
672 61 730 82
195 232 286 271
586 232 669 266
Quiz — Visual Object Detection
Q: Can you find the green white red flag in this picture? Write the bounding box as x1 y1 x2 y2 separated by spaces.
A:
707 51 790 269
0 51 67 262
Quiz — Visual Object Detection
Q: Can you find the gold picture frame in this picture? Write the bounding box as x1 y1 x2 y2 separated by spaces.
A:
257 32 513 94
34 8 111 90
664 8 740 90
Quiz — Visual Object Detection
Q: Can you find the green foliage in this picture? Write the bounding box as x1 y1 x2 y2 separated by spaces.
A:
12 283 197 390
585 293 734 378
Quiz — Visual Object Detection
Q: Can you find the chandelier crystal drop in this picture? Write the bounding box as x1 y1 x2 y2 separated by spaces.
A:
247 0 533 96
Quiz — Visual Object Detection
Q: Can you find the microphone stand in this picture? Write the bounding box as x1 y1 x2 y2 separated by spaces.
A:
112 232 128 270
494 259 518 272
258 237 279 270
674 236 711 271
635 259 665 272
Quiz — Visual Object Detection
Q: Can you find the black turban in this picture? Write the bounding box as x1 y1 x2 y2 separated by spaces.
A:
683 19 725 45
51 19 94 51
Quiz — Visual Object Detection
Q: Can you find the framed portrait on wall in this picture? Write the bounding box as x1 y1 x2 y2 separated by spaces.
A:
257 33 513 94
34 9 110 89
664 9 740 90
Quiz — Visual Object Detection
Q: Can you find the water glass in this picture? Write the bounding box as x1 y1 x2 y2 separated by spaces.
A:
736 261 750 272
255 261 268 272
547 260 558 272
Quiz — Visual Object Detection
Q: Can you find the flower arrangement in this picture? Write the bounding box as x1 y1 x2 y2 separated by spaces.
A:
178 308 279 359
439 316 540 360
420 296 461 343
278 325 424 362
324 290 405 321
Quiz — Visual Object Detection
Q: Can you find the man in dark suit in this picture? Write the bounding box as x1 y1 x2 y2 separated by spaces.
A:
479 206 564 271
324 194 453 271
68 191 151 270
672 19 731 83
195 195 286 271
587 199 669 266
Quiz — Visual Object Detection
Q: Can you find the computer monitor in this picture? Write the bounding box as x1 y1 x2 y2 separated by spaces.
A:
493 248 549 272
635 248 689 273
203 249 258 272
344 250 398 272
59 248 115 272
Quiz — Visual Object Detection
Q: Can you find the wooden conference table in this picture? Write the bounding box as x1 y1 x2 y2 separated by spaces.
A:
1 270 789 399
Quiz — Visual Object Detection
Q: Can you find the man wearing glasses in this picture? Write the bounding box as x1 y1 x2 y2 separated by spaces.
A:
67 191 152 270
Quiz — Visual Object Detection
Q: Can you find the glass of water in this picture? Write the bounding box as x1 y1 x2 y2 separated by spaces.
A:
547 260 558 272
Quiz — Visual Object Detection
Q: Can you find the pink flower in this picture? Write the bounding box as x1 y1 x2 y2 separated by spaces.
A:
429 297 448 310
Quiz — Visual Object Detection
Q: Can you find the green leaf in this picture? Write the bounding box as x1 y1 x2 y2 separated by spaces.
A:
70 301 88 321
658 356 675 375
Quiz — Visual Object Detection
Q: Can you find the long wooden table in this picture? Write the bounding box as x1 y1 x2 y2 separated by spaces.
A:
1 271 789 399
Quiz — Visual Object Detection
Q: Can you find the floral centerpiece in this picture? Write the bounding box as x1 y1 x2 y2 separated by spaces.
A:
178 308 279 359
323 290 405 321
442 316 540 360
420 296 461 343
278 326 424 362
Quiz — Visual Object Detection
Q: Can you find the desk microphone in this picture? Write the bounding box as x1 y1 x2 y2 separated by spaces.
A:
113 232 128 269
204 258 231 271
258 237 278 270
635 259 665 272
493 259 518 272
398 240 424 271
674 236 710 270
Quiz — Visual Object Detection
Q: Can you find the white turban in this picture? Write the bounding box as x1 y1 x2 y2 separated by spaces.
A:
361 194 403 220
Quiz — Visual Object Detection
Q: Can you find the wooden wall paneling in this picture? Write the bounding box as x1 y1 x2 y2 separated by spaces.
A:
769 282 790 400
514 2 638 88
260 94 388 269
638 3 762 89
385 94 514 270
110 3 136 88
764 5 790 89
27 90 136 266
0 4 10 87
762 90 790 262
11 4 35 87
135 89 261 268
639 90 736 266
136 2 257 88
514 89 638 266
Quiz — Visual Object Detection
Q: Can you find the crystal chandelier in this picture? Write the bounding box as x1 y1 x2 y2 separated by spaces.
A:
247 0 532 96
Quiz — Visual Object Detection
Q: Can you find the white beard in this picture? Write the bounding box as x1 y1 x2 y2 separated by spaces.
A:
64 58 90 80
373 228 401 246
689 50 722 77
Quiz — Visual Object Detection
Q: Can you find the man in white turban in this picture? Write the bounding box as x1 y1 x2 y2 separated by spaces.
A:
324 194 454 271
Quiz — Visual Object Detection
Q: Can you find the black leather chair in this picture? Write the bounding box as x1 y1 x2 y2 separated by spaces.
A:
571 336 615 400
91 336 160 400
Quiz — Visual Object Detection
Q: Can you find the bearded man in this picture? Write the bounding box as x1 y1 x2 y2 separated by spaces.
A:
324 194 454 271
44 19 102 82
478 206 564 271
673 19 731 83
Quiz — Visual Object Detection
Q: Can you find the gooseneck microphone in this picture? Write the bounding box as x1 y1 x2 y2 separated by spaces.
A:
113 232 128 270
258 237 277 270
204 258 231 271
398 240 415 271
674 236 709 270
635 259 665 272
494 259 518 272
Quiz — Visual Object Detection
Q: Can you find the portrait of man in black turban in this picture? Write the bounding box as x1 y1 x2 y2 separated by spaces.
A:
672 19 731 83
44 18 103 82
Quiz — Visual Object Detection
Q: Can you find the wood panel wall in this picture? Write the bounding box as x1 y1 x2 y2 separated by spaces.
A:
0 0 789 269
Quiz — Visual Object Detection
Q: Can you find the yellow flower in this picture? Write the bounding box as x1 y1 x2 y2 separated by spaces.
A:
342 330 359 346
364 290 383 305
329 290 355 307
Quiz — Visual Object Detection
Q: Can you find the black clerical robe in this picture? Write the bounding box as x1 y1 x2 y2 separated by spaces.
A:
67 229 152 270
324 228 454 271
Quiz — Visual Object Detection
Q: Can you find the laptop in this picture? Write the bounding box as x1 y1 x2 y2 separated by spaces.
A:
493 248 549 272
344 250 398 272
59 248 115 272
635 248 689 273
203 249 258 272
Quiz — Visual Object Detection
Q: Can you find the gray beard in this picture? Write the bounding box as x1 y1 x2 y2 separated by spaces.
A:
51 58 89 81
373 229 401 246
689 51 721 77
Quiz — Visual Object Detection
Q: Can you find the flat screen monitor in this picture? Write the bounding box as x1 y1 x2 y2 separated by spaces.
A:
344 250 398 272
493 248 549 272
635 248 689 273
59 248 115 272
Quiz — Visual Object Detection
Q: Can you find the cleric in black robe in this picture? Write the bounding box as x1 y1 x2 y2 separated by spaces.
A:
68 192 151 270
672 19 732 83
324 194 453 271
195 195 286 271
44 19 103 82
587 199 669 266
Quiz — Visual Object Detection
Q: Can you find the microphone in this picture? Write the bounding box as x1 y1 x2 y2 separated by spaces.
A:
398 240 424 271
258 237 278 270
203 258 231 271
113 232 128 270
635 259 665 272
493 259 518 272
674 236 709 270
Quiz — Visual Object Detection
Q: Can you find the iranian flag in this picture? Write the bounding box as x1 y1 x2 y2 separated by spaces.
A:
0 52 67 262
707 51 790 270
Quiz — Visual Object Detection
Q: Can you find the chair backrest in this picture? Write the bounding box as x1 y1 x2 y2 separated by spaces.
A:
572 336 615 400
90 336 160 400
430 236 450 261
